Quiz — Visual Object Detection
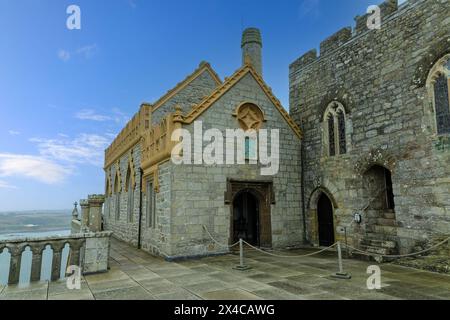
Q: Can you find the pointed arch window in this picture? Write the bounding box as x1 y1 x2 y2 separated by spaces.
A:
327 115 336 156
105 175 112 218
114 172 121 221
323 101 347 157
125 165 135 223
427 56 450 135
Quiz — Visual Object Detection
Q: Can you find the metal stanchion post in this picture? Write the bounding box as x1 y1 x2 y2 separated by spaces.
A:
331 241 351 279
233 239 252 271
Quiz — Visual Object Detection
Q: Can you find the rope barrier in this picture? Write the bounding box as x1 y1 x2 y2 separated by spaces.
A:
202 225 240 249
242 240 338 258
343 236 450 259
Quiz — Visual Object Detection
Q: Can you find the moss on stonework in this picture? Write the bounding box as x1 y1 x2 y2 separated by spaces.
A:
393 256 450 274
393 236 450 274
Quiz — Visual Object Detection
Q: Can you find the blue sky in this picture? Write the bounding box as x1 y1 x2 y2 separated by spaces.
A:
0 0 398 211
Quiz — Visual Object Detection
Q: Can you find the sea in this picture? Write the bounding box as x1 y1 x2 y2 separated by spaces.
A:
0 230 71 286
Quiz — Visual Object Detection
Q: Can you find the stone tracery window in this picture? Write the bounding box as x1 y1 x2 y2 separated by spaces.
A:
427 56 450 135
323 101 347 157
235 103 265 131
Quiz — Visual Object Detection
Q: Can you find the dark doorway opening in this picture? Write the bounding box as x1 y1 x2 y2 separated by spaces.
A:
232 191 260 246
384 168 395 210
364 165 395 211
317 193 335 247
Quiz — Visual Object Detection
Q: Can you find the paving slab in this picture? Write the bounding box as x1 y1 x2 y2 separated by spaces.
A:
139 278 182 295
48 289 95 300
93 286 154 300
0 282 49 300
3 238 449 300
87 278 139 294
84 269 129 284
48 279 88 296
267 280 327 296
154 288 201 300
251 287 303 300
182 280 235 295
199 288 263 300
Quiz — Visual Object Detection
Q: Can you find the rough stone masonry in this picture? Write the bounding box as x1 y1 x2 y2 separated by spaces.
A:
289 0 450 255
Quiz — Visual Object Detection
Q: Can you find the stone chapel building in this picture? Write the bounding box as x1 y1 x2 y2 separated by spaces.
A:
103 0 449 260
103 28 303 259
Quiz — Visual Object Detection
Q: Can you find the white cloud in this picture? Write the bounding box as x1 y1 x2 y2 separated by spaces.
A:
57 44 98 62
298 0 320 18
76 44 98 59
75 109 112 122
0 180 17 189
8 130 20 136
30 133 113 167
75 108 129 124
112 107 130 124
58 49 71 62
0 154 71 185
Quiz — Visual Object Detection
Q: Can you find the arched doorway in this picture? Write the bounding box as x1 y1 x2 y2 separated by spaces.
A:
232 190 260 246
317 193 335 247
363 165 395 211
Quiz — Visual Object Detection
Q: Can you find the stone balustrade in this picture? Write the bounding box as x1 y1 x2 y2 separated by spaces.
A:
0 231 112 285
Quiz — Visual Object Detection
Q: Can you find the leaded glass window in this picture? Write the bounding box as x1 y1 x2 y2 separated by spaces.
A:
115 192 120 220
245 136 257 160
324 101 348 157
127 172 134 223
328 116 336 156
146 179 156 229
434 74 450 135
338 111 347 155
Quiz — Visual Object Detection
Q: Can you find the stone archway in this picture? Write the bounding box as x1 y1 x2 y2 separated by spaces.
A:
226 179 274 248
307 187 338 247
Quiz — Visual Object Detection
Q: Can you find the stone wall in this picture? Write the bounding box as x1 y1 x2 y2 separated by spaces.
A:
139 161 173 257
168 72 303 258
289 0 450 253
103 143 142 247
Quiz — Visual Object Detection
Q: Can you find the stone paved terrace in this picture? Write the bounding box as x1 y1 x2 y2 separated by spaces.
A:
1 238 449 300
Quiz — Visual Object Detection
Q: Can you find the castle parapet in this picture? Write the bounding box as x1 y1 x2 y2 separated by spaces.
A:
0 231 112 285
354 0 398 35
289 49 318 73
319 27 352 56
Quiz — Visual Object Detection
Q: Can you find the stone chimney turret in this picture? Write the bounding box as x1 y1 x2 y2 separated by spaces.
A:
242 28 263 76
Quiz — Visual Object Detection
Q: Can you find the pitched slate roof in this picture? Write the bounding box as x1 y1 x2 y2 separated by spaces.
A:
150 62 222 113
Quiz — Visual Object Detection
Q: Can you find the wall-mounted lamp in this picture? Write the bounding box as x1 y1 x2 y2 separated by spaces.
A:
354 212 362 224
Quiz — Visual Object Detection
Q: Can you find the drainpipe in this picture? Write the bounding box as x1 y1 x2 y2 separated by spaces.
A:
301 136 307 244
137 168 143 249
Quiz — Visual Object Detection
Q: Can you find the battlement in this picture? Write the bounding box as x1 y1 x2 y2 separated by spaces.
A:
354 0 398 35
290 0 417 72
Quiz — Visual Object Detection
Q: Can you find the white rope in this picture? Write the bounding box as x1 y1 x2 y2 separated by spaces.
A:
344 236 450 259
242 240 338 258
202 225 240 249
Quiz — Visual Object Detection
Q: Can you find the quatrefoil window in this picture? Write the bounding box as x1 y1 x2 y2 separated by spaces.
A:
234 103 265 131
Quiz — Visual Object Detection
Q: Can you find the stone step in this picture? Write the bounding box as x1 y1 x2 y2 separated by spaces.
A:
382 212 396 219
371 225 398 235
376 218 398 227
351 250 396 263
360 245 392 256
360 238 397 249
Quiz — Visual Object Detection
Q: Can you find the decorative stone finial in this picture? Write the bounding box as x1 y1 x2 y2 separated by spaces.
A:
72 202 79 219
173 105 185 123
